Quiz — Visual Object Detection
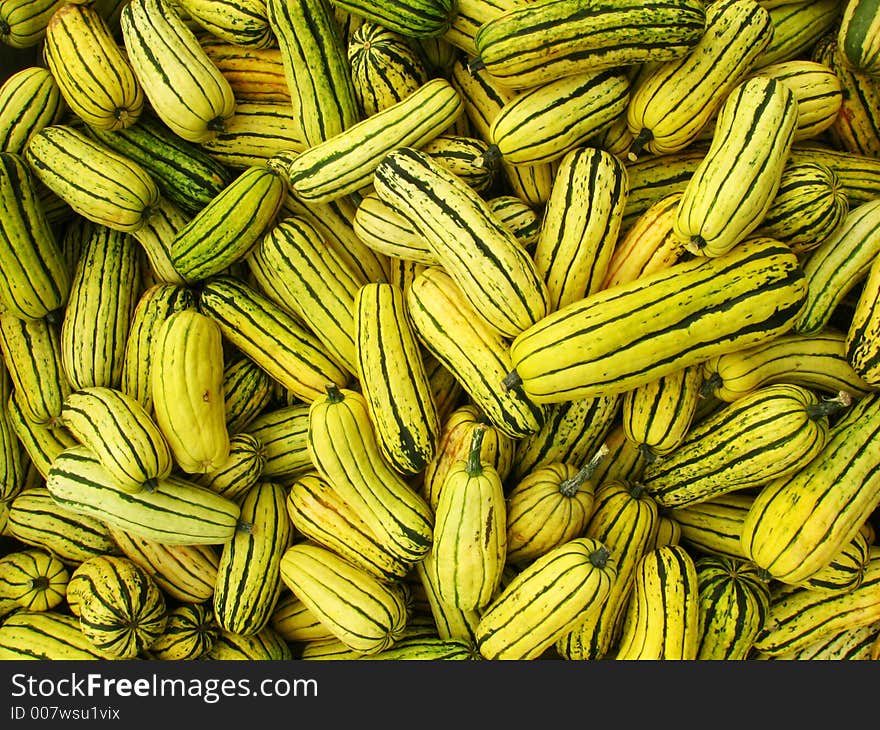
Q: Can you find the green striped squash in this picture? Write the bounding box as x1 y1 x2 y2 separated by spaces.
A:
838 0 880 76
0 610 109 660
59 220 141 391
244 402 311 480
202 624 293 660
6 486 119 566
347 21 429 117
46 445 241 546
508 237 807 403
88 114 232 214
0 548 69 612
0 66 65 155
213 482 290 636
329 0 457 38
0 151 69 320
695 555 771 660
107 525 220 604
149 602 217 661
66 555 167 659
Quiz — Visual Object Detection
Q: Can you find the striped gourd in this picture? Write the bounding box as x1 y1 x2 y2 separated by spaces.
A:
475 536 616 660
642 384 851 509
485 68 630 168
626 0 774 158
285 472 411 581
845 245 880 383
700 329 876 403
170 165 285 283
449 57 557 207
812 31 880 160
759 622 880 660
25 124 161 233
754 161 849 255
46 445 241 546
175 0 273 48
107 525 219 604
431 426 507 611
797 526 872 594
441 0 516 58
532 146 628 311
279 542 409 656
347 21 429 117
620 148 704 232
811 31 880 158
360 636 480 660
197 100 307 169
199 39 290 103
415 547 481 645
197 275 351 403
88 114 233 215
838 0 880 76
6 485 119 567
504 448 606 568
203 624 292 660
614 545 701 660
422 351 464 426
695 555 771 660
650 512 682 551
621 364 703 463
741 392 880 585
120 0 236 143
673 76 798 257
266 0 359 148
794 198 880 335
253 215 361 376
0 548 69 611
752 0 842 69
244 403 311 479
420 134 497 194
221 357 274 434
405 266 545 440
127 197 188 286
329 0 456 38
352 190 437 265
0 310 70 427
487 195 542 251
601 192 687 290
375 146 548 339
150 309 229 474
120 282 196 413
354 281 439 476
66 555 166 659
279 77 463 204
0 151 70 320
213 482 291 636
149 603 217 661
556 479 660 660
752 547 880 657
421 403 515 513
747 59 845 142
271 591 335 644
0 0 66 48
193 432 265 503
670 492 754 561
472 0 706 90
60 386 173 493
307 384 434 566
60 222 141 391
44 3 144 132
0 364 25 502
0 610 109 660
0 66 64 155
789 145 880 209
507 237 807 404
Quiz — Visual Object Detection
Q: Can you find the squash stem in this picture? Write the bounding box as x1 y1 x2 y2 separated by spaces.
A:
805 390 853 420
559 444 609 497
465 425 487 478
